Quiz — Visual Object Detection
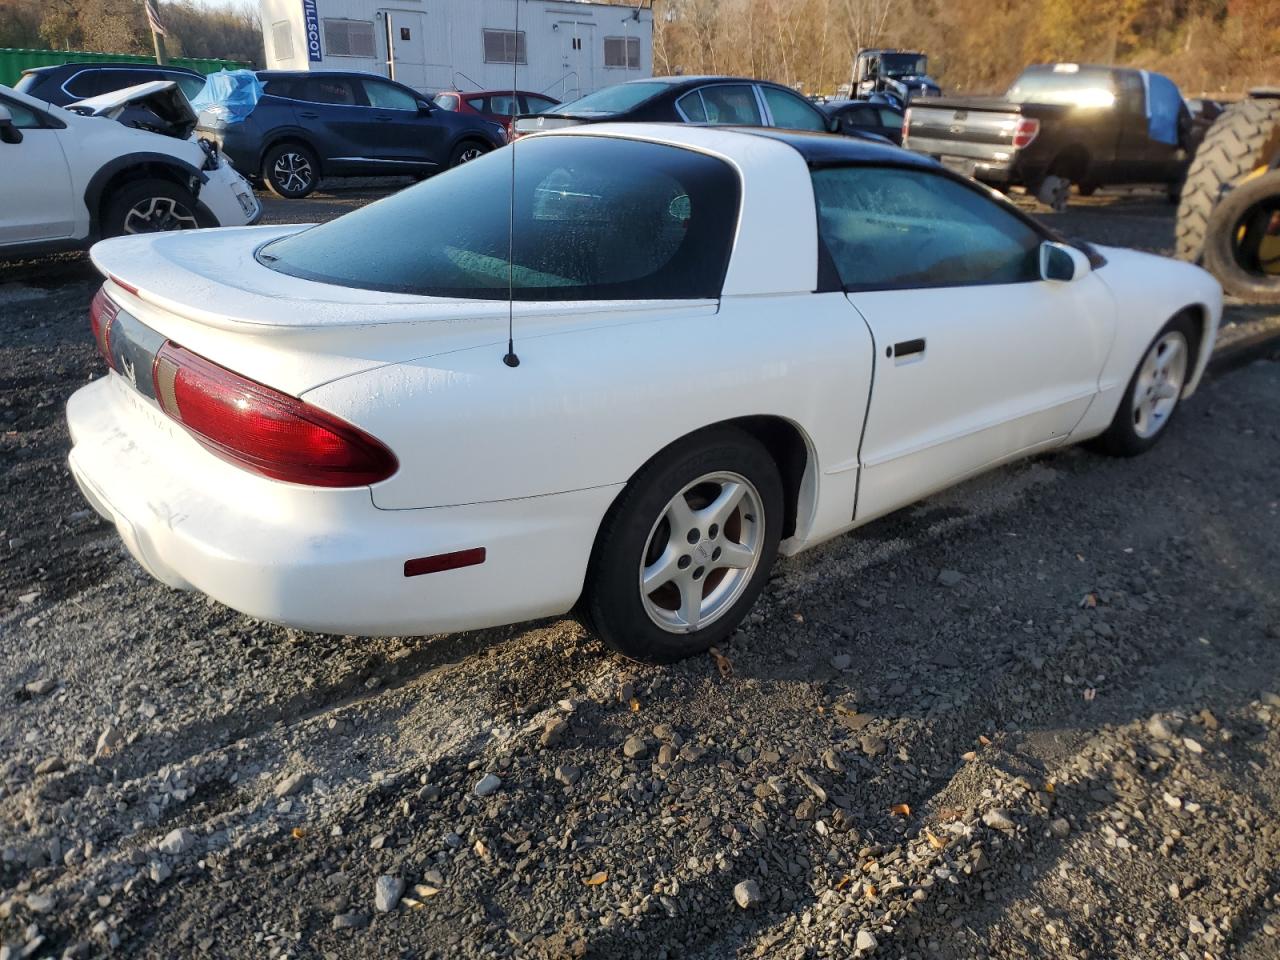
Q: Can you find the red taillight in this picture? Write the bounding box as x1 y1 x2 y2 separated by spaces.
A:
89 285 119 368
1013 117 1040 149
902 107 912 137
151 342 398 487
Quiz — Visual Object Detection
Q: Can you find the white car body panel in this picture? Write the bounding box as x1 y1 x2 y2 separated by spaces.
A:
65 123 1224 639
0 83 258 255
850 272 1117 521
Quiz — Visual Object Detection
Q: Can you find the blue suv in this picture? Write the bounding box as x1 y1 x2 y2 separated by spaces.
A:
197 70 508 199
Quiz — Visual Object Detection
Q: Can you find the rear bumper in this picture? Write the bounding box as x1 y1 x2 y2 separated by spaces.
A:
905 136 1023 184
67 375 619 636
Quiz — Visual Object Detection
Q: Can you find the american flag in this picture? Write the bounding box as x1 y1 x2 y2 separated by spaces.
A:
145 0 167 37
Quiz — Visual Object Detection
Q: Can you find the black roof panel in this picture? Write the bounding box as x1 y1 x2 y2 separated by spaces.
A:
730 127 940 169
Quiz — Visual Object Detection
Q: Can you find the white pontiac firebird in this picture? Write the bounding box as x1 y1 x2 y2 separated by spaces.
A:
66 123 1222 662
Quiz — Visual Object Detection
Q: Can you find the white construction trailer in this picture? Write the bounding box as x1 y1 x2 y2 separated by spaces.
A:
259 0 653 101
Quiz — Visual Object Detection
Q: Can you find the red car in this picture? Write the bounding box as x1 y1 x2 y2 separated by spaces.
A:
433 89 561 134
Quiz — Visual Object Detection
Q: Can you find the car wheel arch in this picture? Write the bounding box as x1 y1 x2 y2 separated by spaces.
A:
260 136 322 177
86 155 208 239
593 414 817 555
1051 144 1093 183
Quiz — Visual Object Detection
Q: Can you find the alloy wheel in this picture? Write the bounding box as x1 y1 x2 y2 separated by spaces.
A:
273 152 313 193
456 147 485 164
638 471 765 634
123 197 199 234
1132 331 1188 439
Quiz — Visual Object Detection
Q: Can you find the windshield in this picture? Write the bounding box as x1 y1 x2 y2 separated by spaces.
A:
1006 67 1116 107
880 54 927 78
258 135 740 300
553 81 668 115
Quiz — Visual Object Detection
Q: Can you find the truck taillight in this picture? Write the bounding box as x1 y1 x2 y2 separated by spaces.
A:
151 342 398 488
89 285 119 368
1013 117 1040 149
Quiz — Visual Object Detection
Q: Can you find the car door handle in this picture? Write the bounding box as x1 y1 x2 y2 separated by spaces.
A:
298 111 319 119
890 338 926 359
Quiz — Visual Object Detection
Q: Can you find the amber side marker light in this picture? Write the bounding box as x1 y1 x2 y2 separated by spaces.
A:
404 548 487 578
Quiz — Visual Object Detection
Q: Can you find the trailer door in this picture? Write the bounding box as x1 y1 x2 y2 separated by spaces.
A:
557 20 595 99
381 10 429 93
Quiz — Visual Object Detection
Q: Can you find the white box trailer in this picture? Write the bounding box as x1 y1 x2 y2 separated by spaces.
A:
259 0 653 102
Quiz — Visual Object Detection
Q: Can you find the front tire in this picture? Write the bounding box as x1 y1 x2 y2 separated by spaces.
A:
582 427 784 663
102 179 201 238
1092 314 1197 457
263 143 319 199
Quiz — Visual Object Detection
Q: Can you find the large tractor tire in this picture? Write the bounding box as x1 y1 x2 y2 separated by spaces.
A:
1176 95 1280 264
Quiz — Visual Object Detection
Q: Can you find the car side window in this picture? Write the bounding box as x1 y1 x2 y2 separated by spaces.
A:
698 85 761 125
761 87 826 131
522 95 557 114
3 99 42 129
303 77 362 106
176 74 207 100
363 79 418 111
812 165 1043 290
676 90 707 122
877 107 903 129
487 94 518 116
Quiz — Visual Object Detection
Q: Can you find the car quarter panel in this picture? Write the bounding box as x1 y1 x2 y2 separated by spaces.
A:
1070 246 1222 439
302 292 876 547
66 374 619 634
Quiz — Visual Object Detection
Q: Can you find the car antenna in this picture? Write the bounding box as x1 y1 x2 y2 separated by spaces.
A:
502 0 521 368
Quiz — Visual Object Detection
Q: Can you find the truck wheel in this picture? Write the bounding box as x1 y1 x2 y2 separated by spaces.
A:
1035 174 1071 212
1200 168 1280 304
102 179 201 237
263 143 319 199
1176 97 1280 262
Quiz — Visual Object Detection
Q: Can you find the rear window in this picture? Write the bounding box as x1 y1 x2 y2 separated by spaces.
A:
258 136 741 301
14 72 40 94
1006 66 1117 108
555 81 668 116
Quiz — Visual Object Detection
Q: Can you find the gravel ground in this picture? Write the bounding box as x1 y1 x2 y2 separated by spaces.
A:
2 186 1280 960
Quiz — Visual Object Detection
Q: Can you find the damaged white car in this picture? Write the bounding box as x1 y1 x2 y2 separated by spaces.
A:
0 80 259 258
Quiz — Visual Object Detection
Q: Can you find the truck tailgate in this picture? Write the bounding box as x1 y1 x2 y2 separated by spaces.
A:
905 101 1024 160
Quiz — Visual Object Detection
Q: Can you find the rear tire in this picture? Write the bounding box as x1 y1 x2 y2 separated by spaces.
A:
263 143 319 199
582 427 783 663
1176 97 1280 262
1092 313 1198 457
102 179 201 238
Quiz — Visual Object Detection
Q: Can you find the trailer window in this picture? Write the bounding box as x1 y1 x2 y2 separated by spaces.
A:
323 19 375 58
483 29 527 65
604 36 641 69
272 20 294 61
258 136 741 301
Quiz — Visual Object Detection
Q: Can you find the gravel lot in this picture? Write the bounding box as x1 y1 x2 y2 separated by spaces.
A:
2 184 1279 960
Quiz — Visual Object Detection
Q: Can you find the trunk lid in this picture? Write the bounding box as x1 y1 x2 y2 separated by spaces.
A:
89 226 521 394
89 227 708 396
69 80 199 139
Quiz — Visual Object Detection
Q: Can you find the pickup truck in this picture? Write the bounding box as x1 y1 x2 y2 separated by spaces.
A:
903 63 1194 210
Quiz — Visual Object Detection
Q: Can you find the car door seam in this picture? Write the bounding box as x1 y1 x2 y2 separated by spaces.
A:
844 295 878 522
